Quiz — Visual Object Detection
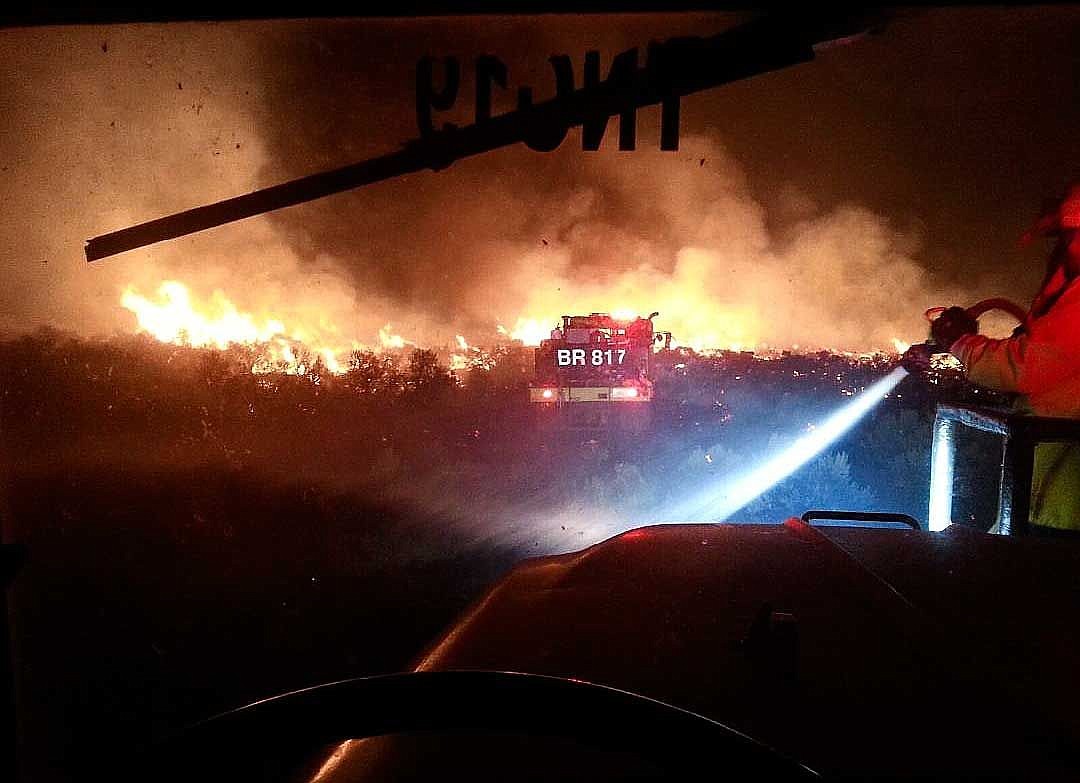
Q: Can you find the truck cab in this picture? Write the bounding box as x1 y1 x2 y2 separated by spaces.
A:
529 312 671 431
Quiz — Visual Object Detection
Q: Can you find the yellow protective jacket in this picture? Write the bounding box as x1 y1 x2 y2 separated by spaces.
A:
950 268 1080 529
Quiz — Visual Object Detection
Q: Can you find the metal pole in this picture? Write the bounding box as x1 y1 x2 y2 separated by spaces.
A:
85 11 880 261
998 433 1035 536
928 411 955 531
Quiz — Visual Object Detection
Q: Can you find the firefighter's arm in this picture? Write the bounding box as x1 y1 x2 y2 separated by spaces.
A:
950 316 1075 395
950 333 1031 393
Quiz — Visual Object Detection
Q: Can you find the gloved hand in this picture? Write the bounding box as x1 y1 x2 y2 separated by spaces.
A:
900 343 934 373
930 306 978 351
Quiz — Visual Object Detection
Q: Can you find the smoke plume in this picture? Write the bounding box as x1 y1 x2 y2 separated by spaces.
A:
5 12 1069 351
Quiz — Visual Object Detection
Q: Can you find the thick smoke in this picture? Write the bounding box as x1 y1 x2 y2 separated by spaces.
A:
421 136 967 350
0 23 428 348
5 12 1075 349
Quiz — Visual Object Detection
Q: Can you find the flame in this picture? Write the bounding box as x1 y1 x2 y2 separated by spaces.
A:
450 335 476 371
931 353 963 370
378 325 411 350
498 244 930 353
122 279 915 377
121 281 285 349
504 302 912 354
506 318 551 346
121 281 408 376
505 305 761 352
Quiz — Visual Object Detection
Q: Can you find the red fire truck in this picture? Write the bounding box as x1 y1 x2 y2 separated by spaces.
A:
529 313 671 427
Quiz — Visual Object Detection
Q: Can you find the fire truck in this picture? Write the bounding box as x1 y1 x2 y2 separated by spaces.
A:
529 312 671 429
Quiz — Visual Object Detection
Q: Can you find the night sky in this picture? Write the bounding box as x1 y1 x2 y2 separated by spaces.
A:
2 7 1079 348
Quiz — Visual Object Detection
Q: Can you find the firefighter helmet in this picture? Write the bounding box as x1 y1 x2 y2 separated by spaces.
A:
1021 182 1080 245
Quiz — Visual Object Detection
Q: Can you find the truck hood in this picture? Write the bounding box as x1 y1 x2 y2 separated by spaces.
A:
414 520 1080 778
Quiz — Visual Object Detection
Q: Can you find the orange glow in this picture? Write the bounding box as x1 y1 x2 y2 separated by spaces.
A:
120 280 410 376
121 281 285 349
498 240 928 352
507 307 760 352
506 318 550 346
122 279 913 376
377 325 411 350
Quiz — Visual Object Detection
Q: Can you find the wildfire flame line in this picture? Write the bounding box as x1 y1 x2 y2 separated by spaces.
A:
121 280 915 376
120 281 412 376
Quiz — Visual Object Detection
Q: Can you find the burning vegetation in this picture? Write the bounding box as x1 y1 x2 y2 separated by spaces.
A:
119 277 922 384
121 280 408 376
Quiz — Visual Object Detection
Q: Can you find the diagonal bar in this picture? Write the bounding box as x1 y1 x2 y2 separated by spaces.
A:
85 11 879 262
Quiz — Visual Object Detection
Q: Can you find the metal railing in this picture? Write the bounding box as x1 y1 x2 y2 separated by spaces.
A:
801 510 921 530
928 404 1080 534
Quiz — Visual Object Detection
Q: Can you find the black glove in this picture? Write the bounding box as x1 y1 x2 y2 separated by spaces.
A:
930 306 978 351
900 343 934 373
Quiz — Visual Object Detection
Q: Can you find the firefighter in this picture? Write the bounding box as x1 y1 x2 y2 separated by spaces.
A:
930 183 1080 531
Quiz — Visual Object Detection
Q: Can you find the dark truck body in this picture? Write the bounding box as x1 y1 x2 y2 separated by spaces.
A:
408 519 1080 779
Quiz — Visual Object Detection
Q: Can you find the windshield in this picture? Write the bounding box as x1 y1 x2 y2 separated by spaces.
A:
2 6 1080 781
